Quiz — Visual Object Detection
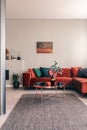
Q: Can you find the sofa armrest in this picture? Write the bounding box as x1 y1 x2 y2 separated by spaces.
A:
23 72 31 87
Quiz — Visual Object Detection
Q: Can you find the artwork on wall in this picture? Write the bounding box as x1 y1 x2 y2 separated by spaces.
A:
36 41 53 53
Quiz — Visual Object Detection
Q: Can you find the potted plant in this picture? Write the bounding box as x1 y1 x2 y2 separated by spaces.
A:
12 73 20 89
50 61 62 78
50 61 63 86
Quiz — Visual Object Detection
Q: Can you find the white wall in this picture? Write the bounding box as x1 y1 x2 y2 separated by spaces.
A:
6 19 87 72
85 21 87 65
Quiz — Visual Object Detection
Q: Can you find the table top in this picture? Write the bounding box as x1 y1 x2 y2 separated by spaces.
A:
33 81 65 89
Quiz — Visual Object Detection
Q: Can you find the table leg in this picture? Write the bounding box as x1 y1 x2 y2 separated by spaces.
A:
36 86 37 95
63 85 65 98
41 86 43 98
55 85 57 95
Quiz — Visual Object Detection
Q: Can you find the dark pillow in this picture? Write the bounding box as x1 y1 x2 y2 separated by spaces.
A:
78 69 84 77
40 67 50 77
78 68 87 78
33 68 42 77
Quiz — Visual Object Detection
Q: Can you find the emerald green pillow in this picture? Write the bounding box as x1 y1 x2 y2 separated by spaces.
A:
40 67 50 77
33 68 42 77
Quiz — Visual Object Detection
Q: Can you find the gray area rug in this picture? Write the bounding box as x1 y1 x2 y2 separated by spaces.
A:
1 93 87 130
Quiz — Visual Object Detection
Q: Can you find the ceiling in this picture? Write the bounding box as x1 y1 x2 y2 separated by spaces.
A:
6 0 87 19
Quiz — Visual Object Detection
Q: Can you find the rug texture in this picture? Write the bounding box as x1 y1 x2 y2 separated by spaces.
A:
1 93 87 130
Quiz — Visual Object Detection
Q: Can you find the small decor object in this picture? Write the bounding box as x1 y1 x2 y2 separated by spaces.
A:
50 75 55 86
11 55 16 60
6 70 9 80
5 48 10 60
12 73 20 89
36 42 53 53
17 56 21 60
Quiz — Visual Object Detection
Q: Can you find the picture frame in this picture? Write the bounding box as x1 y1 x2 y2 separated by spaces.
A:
36 41 53 53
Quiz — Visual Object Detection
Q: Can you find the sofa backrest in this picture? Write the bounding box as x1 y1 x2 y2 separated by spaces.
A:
57 68 71 77
28 67 81 78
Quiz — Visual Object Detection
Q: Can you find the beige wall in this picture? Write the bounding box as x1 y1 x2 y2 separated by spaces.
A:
6 19 87 72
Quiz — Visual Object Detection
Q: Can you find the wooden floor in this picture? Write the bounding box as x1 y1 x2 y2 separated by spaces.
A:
0 87 87 128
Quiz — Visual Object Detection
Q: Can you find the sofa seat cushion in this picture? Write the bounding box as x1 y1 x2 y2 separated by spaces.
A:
30 77 51 86
30 77 73 86
73 77 87 82
73 77 87 93
56 77 72 86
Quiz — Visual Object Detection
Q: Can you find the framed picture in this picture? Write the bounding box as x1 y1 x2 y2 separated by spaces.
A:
36 42 53 53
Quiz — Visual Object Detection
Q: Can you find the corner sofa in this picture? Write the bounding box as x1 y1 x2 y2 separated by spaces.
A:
23 67 87 94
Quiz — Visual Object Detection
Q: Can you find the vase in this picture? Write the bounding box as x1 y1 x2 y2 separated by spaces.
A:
50 75 55 86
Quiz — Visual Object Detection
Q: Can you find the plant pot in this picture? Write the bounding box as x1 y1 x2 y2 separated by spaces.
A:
50 76 55 86
13 82 20 89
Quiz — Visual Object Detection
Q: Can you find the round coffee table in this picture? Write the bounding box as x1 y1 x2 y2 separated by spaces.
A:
33 81 65 99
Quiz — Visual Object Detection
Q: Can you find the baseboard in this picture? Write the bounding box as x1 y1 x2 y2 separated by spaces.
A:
6 85 23 87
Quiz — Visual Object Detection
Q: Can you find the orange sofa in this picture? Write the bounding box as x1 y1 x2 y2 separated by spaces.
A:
23 67 87 94
73 78 87 94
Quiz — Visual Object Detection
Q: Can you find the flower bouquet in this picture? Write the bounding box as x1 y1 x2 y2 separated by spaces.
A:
50 61 62 78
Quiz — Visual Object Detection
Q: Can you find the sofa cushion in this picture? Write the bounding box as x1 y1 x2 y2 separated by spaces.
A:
73 77 87 82
71 67 81 77
33 68 42 77
30 77 51 86
28 68 36 78
57 68 71 77
56 77 72 86
73 77 87 93
40 67 50 77
78 68 87 78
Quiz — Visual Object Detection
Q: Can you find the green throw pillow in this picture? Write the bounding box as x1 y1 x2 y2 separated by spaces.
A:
33 68 42 77
40 67 50 77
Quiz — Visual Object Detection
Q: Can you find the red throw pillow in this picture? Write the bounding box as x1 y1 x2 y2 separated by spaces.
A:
71 67 81 77
62 68 71 77
57 68 71 77
28 68 36 78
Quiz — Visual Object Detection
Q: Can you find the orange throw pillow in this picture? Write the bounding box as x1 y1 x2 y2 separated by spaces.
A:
28 68 36 78
71 67 81 77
